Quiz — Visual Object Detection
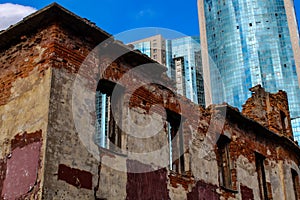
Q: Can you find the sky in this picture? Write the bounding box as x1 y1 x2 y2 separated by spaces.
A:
0 0 299 42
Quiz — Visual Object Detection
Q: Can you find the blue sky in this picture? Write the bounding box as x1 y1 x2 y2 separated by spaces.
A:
0 0 200 37
0 0 299 40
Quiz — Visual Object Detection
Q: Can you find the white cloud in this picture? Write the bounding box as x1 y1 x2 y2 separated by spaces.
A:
0 3 37 30
136 8 156 19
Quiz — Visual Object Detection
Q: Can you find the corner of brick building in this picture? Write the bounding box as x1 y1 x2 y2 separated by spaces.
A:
0 3 112 199
0 21 59 200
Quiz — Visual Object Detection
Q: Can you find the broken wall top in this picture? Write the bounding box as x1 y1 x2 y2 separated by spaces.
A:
242 84 293 138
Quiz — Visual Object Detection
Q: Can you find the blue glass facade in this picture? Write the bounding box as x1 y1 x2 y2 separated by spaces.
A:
132 41 151 58
166 36 205 106
200 0 300 141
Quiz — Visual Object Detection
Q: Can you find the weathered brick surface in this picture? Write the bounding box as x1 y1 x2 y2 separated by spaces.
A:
0 19 53 199
0 25 54 106
169 172 195 190
242 84 293 138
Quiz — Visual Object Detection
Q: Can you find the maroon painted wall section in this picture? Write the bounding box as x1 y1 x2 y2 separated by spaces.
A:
187 180 219 200
126 160 169 200
241 184 254 200
11 130 42 149
0 130 43 199
1 141 42 199
58 164 93 190
0 130 42 199
0 158 7 197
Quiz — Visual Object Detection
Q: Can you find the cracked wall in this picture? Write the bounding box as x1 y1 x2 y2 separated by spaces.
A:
0 24 53 199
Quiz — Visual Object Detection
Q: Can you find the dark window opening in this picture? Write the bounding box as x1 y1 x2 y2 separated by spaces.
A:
167 110 185 174
280 110 287 133
217 135 232 189
255 153 268 200
292 169 300 200
96 80 123 150
249 23 252 26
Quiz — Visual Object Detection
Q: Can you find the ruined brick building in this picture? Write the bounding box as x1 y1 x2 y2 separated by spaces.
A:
0 3 300 199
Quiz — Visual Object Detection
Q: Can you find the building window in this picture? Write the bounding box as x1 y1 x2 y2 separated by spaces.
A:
95 80 122 150
217 135 232 189
255 152 268 200
292 169 300 199
167 111 185 174
280 110 287 133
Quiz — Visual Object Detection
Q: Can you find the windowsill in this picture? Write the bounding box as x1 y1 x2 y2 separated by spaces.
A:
169 170 193 179
220 185 239 193
98 146 127 157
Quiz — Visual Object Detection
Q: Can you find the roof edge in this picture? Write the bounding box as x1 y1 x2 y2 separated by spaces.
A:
0 2 112 50
224 105 300 157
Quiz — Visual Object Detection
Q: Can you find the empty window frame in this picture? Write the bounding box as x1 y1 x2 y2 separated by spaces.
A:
217 135 232 189
255 152 268 200
280 110 287 133
95 80 122 150
292 169 300 200
167 111 185 174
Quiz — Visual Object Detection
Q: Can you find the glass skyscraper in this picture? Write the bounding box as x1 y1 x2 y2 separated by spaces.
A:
198 0 300 141
129 35 205 107
166 36 205 106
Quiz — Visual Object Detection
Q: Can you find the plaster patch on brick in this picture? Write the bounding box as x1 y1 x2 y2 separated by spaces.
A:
0 67 51 158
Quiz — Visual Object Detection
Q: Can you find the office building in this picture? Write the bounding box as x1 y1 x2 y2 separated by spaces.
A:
130 35 205 106
128 34 166 65
166 36 205 106
198 0 300 141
